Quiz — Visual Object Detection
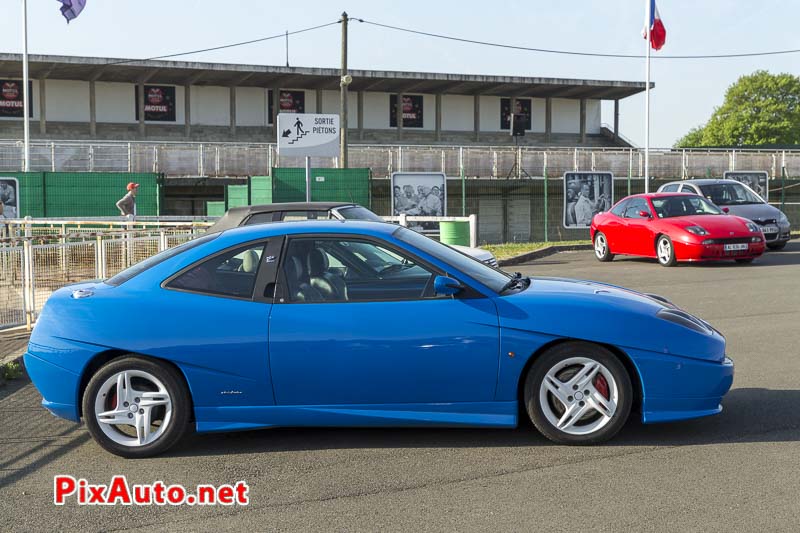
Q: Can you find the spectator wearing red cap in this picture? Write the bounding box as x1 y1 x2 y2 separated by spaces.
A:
116 182 139 217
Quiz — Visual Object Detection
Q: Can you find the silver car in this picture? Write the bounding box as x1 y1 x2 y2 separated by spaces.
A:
658 179 791 250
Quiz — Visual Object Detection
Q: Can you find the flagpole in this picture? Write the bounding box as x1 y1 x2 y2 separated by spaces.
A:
644 0 651 193
22 0 30 172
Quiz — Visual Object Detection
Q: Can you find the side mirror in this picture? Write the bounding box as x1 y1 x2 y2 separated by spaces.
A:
722 207 730 213
434 275 463 296
638 210 652 219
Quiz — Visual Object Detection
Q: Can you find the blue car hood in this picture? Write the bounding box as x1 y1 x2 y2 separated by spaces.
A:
492 277 726 362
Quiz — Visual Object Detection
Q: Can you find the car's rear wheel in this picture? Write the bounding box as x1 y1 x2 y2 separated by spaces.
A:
767 242 786 251
82 356 190 458
593 232 614 262
656 235 677 267
524 342 632 444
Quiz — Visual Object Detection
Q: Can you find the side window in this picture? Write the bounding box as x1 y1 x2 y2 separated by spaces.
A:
244 212 278 226
624 199 651 219
166 242 267 298
610 199 628 217
281 238 435 303
281 211 333 221
679 184 698 194
661 184 680 193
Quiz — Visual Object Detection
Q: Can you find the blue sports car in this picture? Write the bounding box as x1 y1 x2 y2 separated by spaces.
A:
25 221 734 457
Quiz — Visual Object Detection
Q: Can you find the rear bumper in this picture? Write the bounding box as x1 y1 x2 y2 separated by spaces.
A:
23 352 81 423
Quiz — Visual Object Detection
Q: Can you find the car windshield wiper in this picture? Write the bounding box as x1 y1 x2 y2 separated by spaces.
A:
499 272 529 294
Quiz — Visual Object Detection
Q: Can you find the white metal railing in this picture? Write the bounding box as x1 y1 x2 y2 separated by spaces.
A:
1 140 798 178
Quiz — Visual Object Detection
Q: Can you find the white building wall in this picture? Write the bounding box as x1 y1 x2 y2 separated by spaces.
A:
95 82 134 123
318 90 358 124
237 87 267 126
586 99 602 134
363 92 388 129
531 98 546 133
441 95 473 131
191 86 229 126
46 80 88 122
552 98 580 134
479 95 500 132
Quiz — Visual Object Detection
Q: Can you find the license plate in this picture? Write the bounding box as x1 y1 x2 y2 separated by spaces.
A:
761 225 779 234
724 243 749 251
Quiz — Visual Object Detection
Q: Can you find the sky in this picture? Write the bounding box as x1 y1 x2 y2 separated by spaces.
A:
2 0 798 147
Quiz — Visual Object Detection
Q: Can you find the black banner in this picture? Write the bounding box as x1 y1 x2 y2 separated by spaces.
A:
0 80 33 118
277 90 305 114
501 98 531 130
390 94 424 128
134 85 176 122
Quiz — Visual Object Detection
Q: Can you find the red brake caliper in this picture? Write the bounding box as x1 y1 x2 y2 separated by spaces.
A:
594 374 610 399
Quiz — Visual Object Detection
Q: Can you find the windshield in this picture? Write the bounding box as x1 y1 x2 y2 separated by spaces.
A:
698 183 763 205
393 227 511 293
651 195 723 218
335 206 384 222
105 233 219 286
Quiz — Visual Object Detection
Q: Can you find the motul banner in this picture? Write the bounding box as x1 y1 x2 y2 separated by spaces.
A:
390 94 424 128
0 80 33 118
134 85 176 122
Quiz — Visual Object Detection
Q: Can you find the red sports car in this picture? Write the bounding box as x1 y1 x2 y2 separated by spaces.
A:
590 193 766 266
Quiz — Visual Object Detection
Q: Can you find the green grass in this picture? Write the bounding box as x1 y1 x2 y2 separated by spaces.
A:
484 240 592 260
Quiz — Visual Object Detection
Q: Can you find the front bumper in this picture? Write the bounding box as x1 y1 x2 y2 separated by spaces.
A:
629 348 734 424
678 240 765 261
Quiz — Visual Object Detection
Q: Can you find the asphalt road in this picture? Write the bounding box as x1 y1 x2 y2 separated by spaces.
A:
2 243 800 532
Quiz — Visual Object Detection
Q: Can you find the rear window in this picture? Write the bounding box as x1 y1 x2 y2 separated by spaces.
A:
335 206 383 221
104 233 219 286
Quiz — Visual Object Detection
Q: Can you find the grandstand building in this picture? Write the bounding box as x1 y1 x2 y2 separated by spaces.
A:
0 54 646 147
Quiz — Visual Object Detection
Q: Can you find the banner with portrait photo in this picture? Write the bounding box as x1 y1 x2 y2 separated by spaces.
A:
391 172 446 233
0 177 19 219
390 94 424 128
563 172 614 229
0 80 33 118
723 171 768 201
500 98 531 131
277 90 305 114
134 85 176 122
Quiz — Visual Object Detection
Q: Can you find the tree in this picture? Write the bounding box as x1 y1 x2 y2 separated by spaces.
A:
674 70 800 148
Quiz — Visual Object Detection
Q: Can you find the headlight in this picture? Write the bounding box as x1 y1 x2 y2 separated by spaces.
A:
657 308 711 334
746 222 760 233
778 212 790 224
685 225 709 236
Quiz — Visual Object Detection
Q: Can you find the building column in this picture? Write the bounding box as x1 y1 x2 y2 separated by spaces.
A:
545 97 552 144
435 93 442 142
89 80 97 136
613 99 620 141
38 79 46 136
396 92 404 141
473 94 480 142
579 98 587 144
184 84 192 138
357 90 364 141
315 89 323 113
229 86 237 137
137 80 146 138
271 87 280 140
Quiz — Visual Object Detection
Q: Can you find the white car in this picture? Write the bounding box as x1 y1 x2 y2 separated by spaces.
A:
207 202 498 267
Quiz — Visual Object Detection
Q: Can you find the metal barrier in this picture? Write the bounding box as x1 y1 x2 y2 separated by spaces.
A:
1 140 798 178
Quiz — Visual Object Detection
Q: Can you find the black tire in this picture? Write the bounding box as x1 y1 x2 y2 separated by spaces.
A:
735 258 754 264
82 356 191 458
524 342 633 445
656 235 677 267
767 242 786 251
593 232 614 262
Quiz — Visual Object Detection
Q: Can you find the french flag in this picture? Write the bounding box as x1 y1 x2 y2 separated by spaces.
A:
643 0 666 51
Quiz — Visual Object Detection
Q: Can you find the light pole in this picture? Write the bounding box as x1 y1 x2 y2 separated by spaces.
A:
22 0 30 172
339 12 350 168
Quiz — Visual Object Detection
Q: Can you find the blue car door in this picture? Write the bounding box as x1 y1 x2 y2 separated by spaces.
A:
267 236 501 406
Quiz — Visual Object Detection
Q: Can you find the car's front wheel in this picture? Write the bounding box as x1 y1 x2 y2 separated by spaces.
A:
656 235 677 267
524 342 633 444
82 356 190 458
593 232 614 262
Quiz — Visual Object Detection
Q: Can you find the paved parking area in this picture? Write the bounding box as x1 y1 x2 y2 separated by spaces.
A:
2 242 799 531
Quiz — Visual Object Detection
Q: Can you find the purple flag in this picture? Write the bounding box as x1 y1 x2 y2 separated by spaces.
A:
58 0 86 23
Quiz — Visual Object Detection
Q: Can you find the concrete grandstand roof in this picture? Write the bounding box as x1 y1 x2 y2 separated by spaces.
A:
0 54 649 100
